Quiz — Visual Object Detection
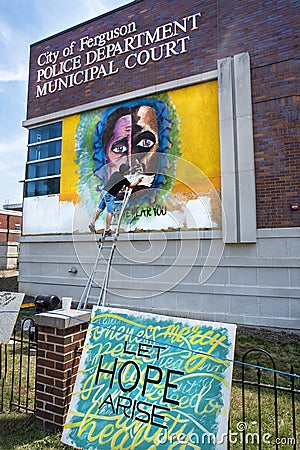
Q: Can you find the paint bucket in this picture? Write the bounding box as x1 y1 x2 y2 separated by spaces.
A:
62 297 72 310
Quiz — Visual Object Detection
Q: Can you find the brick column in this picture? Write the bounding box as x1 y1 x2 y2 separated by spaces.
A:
34 309 91 430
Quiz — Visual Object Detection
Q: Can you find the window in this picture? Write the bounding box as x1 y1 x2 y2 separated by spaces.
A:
26 159 61 179
25 122 62 197
28 140 61 161
28 122 62 144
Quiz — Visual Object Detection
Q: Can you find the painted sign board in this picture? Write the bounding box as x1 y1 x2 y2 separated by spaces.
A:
62 307 236 449
0 292 25 344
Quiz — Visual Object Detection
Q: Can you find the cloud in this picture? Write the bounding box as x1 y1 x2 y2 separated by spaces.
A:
0 66 27 82
0 133 27 166
0 132 27 205
0 16 29 83
0 18 12 42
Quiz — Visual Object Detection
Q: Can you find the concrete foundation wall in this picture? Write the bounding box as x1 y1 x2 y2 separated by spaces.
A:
18 228 300 330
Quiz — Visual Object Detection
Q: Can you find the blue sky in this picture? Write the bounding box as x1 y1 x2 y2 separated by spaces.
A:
0 0 130 208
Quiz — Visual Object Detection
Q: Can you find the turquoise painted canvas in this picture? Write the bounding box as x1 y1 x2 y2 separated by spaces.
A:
62 307 236 449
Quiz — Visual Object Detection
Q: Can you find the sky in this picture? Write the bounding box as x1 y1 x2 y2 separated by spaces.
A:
0 0 131 208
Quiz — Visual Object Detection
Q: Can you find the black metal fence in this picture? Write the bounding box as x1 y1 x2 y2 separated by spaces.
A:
229 348 299 450
0 317 37 414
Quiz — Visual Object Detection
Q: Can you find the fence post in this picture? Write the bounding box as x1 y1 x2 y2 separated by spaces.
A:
34 309 91 430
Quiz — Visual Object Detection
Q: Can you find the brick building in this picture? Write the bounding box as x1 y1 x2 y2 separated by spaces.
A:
19 0 299 330
0 206 22 269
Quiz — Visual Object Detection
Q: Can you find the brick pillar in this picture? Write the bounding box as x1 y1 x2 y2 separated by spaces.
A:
34 309 91 430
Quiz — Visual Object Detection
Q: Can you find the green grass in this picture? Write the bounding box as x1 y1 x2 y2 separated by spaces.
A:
0 323 299 449
229 328 299 449
0 414 69 450
234 328 300 385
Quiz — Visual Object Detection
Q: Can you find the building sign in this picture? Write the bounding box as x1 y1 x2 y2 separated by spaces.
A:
62 307 236 449
0 292 25 344
35 13 201 98
27 1 209 119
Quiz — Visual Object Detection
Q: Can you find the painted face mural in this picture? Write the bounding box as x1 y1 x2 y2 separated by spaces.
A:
101 105 159 179
91 97 179 198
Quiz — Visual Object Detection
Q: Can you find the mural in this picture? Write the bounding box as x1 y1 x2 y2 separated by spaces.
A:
60 81 221 232
76 95 180 229
62 307 236 449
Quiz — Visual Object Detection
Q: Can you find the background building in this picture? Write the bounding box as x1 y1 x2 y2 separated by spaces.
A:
0 204 22 269
19 0 299 330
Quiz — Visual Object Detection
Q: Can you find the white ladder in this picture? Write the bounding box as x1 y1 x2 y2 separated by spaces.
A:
77 188 132 310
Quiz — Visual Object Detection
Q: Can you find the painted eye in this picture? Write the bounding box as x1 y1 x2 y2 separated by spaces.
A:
137 138 155 149
111 144 128 154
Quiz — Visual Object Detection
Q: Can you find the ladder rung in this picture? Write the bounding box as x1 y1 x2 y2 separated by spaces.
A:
85 296 100 302
99 238 115 243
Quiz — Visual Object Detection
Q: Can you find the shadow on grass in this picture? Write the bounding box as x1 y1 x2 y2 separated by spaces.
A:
0 414 70 450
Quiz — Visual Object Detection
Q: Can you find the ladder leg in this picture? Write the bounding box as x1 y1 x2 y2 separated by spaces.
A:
77 242 103 309
98 241 116 307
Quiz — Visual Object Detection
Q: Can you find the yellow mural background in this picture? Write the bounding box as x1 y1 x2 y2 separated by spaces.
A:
59 81 220 203
60 115 80 203
169 80 220 193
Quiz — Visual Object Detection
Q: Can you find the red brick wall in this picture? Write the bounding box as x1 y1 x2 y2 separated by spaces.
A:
253 95 299 228
35 322 88 429
0 213 22 243
0 214 6 243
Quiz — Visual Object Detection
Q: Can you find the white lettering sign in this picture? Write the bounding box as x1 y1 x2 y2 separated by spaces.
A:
34 13 202 98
